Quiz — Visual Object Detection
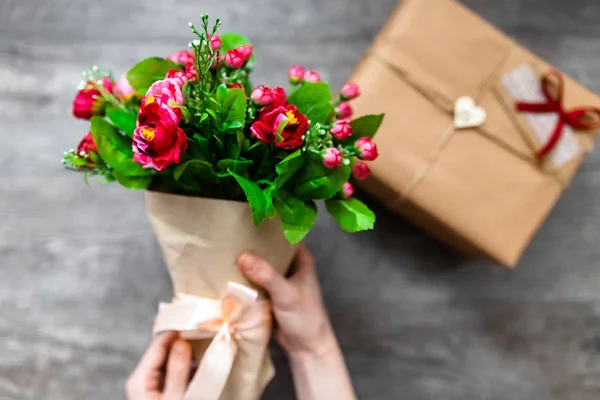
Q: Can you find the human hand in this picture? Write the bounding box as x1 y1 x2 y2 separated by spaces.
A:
238 244 336 362
125 331 192 400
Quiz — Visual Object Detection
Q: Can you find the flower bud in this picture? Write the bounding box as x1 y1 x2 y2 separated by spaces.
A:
236 44 253 61
72 77 113 120
251 85 274 105
330 120 352 140
352 161 371 180
336 101 353 119
355 137 378 161
225 49 245 69
209 35 222 51
288 64 305 84
340 82 360 100
303 70 321 83
322 147 342 169
167 50 195 65
342 182 354 199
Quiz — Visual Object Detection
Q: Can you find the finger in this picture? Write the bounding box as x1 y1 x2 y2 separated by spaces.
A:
137 331 178 373
126 331 178 398
238 252 296 304
163 339 192 399
290 244 316 280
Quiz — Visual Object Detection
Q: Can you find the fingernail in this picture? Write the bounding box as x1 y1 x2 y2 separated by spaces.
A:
173 340 189 355
239 253 257 272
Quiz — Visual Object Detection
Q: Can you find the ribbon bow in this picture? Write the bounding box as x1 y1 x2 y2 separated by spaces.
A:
515 69 600 157
153 282 272 400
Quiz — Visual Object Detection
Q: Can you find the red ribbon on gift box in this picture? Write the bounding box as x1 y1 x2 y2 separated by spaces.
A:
516 69 600 157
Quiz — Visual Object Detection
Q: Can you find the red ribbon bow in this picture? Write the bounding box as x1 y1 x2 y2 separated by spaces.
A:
515 69 600 157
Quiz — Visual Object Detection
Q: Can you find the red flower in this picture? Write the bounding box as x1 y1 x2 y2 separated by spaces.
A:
72 77 113 120
250 105 309 150
271 87 287 107
77 132 98 156
167 50 194 66
225 49 244 69
185 63 197 80
133 104 188 171
229 83 245 90
331 120 352 140
236 44 253 61
352 162 370 180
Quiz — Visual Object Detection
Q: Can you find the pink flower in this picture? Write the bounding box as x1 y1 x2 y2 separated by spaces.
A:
336 101 353 119
330 120 352 140
236 44 253 61
209 35 222 51
322 147 342 169
288 64 305 84
225 49 245 69
250 104 309 150
143 79 184 109
352 162 371 180
72 77 114 120
342 182 354 199
165 69 189 88
133 103 188 171
303 70 321 83
355 137 378 161
114 76 136 102
185 63 197 80
251 85 274 105
340 82 360 100
167 50 195 66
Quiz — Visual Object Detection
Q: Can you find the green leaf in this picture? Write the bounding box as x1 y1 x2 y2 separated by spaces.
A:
90 117 133 165
106 107 137 137
173 159 215 181
112 164 153 189
217 159 252 174
229 171 267 226
288 82 333 125
274 150 305 189
325 198 375 232
290 155 351 200
90 117 151 190
274 190 318 244
349 114 385 140
126 57 179 94
264 186 277 219
220 88 247 132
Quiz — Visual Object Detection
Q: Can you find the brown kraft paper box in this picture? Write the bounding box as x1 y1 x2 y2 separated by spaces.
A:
350 0 600 267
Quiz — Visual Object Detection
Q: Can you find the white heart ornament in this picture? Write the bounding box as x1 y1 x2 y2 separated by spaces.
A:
454 96 487 129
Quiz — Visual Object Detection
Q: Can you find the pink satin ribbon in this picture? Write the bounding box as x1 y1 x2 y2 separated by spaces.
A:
153 282 272 400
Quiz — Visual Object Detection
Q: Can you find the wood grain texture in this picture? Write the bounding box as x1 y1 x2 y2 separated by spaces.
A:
1 0 600 399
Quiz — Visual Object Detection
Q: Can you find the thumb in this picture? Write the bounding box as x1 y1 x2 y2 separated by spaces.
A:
238 252 297 306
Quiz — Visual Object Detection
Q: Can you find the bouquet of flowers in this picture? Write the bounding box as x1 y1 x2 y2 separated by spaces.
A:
64 14 382 400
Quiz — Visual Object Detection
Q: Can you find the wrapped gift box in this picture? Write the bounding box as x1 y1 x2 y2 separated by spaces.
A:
351 0 600 267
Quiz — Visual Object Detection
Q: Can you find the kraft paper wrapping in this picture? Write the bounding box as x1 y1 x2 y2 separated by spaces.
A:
145 191 297 400
350 0 600 267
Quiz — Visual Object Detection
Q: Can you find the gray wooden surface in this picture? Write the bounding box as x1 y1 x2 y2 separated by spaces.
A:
1 0 600 399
